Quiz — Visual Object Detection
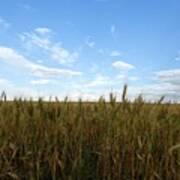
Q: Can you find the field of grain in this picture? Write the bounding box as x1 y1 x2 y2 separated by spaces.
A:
0 87 180 180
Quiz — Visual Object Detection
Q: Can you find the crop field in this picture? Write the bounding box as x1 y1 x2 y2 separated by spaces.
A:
0 87 180 180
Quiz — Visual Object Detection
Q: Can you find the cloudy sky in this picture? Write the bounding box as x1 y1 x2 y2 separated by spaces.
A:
0 0 180 101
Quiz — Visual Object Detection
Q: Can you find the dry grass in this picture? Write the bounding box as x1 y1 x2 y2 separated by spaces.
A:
0 87 179 179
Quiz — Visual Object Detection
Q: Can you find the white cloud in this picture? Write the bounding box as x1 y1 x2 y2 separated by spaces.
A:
129 76 138 81
128 83 180 102
30 79 52 85
31 64 82 78
116 74 125 79
156 69 180 85
84 74 111 87
0 78 12 92
124 69 180 102
1 74 179 102
115 74 138 84
65 90 102 101
0 78 9 84
83 73 127 89
0 78 25 99
0 46 82 78
20 28 79 64
110 50 122 57
0 46 33 67
0 85 48 100
85 36 95 48
20 31 51 50
112 61 135 71
0 17 10 30
51 46 79 64
35 27 52 35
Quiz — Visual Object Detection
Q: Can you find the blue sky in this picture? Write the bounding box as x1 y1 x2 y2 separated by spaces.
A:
0 0 180 101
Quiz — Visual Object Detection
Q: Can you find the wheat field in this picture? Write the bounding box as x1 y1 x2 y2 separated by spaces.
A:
0 86 179 180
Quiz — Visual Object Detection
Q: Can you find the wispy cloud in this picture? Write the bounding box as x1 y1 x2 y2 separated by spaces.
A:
125 69 180 101
18 3 33 11
110 25 116 35
30 79 53 85
175 51 180 61
84 74 111 87
20 28 79 64
85 36 95 48
129 76 139 81
90 63 99 72
51 46 79 64
83 73 137 89
115 74 138 84
19 29 51 50
0 17 10 30
126 83 180 102
0 46 82 78
116 74 125 80
0 78 8 84
37 60 43 64
0 77 60 100
35 27 52 35
110 50 122 57
0 78 10 93
98 48 104 54
112 60 135 71
155 69 180 85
